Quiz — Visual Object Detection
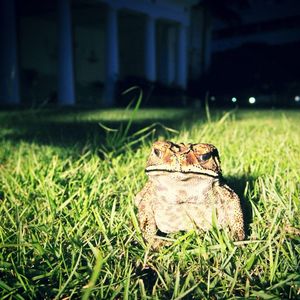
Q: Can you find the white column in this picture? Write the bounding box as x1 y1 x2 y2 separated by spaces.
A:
165 26 176 85
58 0 75 105
0 0 20 104
176 23 188 89
104 6 119 106
144 15 156 82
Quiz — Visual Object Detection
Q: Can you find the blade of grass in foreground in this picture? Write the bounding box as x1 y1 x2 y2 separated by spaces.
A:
82 246 104 300
54 248 83 300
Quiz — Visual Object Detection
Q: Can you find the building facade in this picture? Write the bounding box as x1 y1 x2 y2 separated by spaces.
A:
0 0 211 107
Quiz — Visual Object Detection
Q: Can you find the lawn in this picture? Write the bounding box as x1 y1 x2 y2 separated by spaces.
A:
0 107 299 299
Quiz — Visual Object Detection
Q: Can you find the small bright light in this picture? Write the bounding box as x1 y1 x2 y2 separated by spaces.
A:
295 95 300 102
231 97 237 103
249 97 256 104
210 96 216 101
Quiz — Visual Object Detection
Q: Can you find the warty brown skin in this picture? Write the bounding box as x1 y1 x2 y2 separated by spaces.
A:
135 141 245 248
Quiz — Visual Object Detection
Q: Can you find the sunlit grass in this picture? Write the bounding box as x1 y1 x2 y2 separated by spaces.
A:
0 107 299 299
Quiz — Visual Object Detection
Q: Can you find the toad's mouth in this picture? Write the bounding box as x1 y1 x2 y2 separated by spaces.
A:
145 168 219 178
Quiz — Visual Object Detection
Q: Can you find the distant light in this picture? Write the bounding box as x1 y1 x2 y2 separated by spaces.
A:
231 97 237 103
295 95 300 102
210 96 216 101
249 97 256 104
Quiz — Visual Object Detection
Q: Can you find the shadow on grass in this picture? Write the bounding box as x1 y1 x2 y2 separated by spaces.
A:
0 107 197 152
225 175 257 237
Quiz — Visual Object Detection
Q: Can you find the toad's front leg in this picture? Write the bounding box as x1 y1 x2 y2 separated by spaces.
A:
137 198 170 249
218 185 245 241
137 197 156 241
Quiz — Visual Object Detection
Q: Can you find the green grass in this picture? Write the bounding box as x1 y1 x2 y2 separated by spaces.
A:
0 107 299 299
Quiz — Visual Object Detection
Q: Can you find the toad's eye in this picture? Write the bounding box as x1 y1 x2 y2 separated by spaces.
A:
153 148 162 158
198 152 212 161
